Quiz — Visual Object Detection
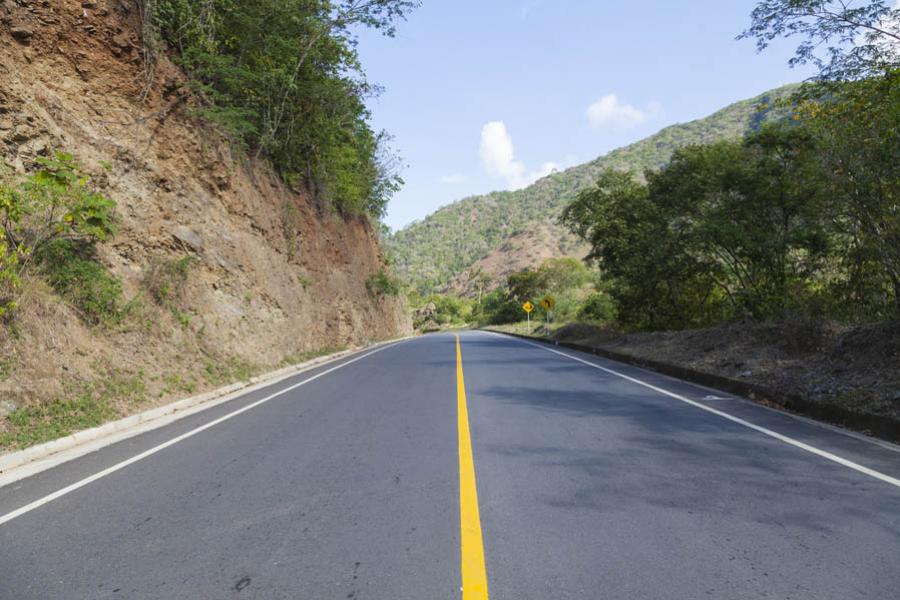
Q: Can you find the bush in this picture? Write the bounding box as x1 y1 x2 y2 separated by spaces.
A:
0 239 19 318
1 153 119 322
476 289 521 325
36 240 124 326
412 293 474 328
577 292 616 324
366 269 401 297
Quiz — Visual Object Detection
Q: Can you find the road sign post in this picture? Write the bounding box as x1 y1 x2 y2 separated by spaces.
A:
522 301 535 334
540 295 556 331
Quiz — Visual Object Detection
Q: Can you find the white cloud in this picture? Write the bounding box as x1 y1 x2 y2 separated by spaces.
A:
586 94 660 129
439 174 467 184
479 121 558 190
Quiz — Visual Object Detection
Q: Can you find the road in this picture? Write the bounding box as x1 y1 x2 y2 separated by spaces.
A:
1 331 899 599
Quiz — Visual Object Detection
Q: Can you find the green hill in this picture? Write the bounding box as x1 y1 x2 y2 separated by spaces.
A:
387 84 799 294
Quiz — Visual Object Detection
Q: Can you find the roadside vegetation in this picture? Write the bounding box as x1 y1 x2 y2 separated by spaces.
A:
559 3 899 330
388 86 796 295
412 1 900 337
1 153 119 324
146 0 418 217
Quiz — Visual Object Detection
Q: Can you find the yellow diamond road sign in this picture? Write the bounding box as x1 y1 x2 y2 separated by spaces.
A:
522 301 535 314
540 295 556 310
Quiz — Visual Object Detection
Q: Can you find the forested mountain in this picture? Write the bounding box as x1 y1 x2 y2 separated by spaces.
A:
388 84 799 294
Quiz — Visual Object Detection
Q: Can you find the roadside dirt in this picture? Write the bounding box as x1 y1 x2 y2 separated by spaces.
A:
551 320 900 422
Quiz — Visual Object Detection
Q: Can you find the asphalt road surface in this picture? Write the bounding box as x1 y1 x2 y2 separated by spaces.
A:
1 331 899 599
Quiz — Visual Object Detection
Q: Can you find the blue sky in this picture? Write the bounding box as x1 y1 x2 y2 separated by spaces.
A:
356 1 816 230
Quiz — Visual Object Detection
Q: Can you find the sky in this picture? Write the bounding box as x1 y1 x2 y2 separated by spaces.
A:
355 1 818 231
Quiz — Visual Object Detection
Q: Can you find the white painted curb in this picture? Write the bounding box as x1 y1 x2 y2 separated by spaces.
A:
0 335 415 486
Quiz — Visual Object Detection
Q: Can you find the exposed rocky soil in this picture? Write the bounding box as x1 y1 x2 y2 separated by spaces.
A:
447 222 589 298
551 320 900 422
0 0 411 439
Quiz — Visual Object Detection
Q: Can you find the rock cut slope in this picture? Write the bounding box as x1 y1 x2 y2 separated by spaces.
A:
0 0 410 437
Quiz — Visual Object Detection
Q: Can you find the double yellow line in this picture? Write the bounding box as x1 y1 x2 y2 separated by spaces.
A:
456 335 490 600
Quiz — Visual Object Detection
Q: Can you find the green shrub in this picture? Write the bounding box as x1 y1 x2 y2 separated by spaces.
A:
577 292 616 324
367 269 401 297
475 289 521 325
0 239 20 318
412 293 474 328
1 153 118 322
36 239 124 326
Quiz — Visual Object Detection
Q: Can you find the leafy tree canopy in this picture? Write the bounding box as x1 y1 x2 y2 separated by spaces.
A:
740 0 900 81
151 0 417 217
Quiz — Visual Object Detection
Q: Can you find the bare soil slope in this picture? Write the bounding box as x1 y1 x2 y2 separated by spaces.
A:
446 223 589 298
0 0 411 446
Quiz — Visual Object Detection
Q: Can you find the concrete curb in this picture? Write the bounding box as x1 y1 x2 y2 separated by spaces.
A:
486 328 900 444
0 336 416 481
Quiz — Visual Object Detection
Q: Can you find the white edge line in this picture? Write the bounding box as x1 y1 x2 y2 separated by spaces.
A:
489 332 900 490
0 341 403 527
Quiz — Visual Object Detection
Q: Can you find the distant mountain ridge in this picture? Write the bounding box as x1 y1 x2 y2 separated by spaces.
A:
388 84 800 294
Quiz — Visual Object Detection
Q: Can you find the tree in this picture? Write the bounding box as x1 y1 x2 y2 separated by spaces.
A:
802 71 900 316
667 127 831 318
561 169 719 329
561 128 835 329
537 257 592 293
151 0 417 216
740 0 900 81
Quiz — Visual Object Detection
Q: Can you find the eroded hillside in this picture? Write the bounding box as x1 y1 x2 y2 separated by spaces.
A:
0 0 411 444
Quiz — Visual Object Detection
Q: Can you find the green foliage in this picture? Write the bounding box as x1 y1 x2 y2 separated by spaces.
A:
561 77 900 328
1 153 119 321
388 85 798 294
152 0 415 217
0 239 19 318
2 153 118 252
801 71 900 318
366 268 401 298
475 257 597 325
35 240 125 326
577 292 616 324
1 394 118 450
412 293 474 328
475 289 522 325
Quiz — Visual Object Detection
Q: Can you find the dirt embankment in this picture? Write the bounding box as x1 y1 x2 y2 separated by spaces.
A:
550 320 900 429
0 0 411 445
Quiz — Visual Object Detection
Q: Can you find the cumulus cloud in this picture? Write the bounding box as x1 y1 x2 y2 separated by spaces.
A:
479 121 558 190
586 94 660 129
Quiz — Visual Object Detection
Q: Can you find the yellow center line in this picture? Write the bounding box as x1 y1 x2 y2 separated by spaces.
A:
456 334 490 600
